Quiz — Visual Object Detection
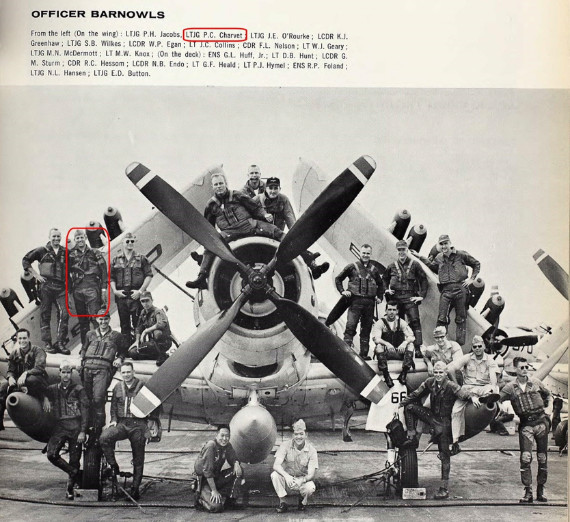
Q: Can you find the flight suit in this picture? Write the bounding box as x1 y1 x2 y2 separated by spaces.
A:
100 378 156 498
382 257 427 351
80 327 126 430
111 251 153 343
128 305 173 363
500 377 551 492
402 377 472 481
421 248 480 345
190 189 285 285
69 246 108 343
22 243 69 349
335 260 383 358
45 382 89 486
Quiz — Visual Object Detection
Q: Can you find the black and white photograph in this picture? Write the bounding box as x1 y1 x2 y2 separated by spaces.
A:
0 1 568 520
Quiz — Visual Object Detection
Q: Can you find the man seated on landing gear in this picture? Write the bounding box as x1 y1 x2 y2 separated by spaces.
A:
371 302 416 388
100 362 160 501
43 360 88 500
399 360 479 500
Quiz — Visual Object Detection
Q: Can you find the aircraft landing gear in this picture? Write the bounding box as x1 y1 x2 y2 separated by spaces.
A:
82 442 104 498
396 447 419 491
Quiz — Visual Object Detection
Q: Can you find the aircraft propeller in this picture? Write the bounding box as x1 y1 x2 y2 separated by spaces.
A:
533 249 569 301
126 156 385 417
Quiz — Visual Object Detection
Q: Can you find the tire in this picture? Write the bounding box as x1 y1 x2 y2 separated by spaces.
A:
82 444 103 493
399 447 419 489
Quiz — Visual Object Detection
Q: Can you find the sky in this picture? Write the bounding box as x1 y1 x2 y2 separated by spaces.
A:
0 87 568 334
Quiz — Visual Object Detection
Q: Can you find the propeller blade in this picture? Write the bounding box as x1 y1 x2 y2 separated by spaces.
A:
533 249 569 300
269 292 387 403
274 156 376 266
499 334 539 347
126 162 248 272
130 292 248 417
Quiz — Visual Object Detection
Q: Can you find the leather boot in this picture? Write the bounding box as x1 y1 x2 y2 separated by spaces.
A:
0 399 5 431
398 350 414 385
190 251 203 265
55 341 71 355
519 486 533 503
130 465 144 500
186 270 208 290
397 367 409 385
536 484 547 502
377 356 394 388
310 261 330 280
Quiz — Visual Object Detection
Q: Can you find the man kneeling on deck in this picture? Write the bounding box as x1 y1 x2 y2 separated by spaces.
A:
194 425 244 512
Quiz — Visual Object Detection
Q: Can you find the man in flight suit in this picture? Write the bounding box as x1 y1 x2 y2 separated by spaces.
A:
335 244 383 359
242 164 266 198
400 360 478 500
100 362 159 500
68 229 108 344
418 234 480 346
254 177 329 279
499 357 551 503
80 310 126 434
371 301 416 387
128 291 173 366
186 171 286 290
44 360 88 499
383 239 427 358
22 228 70 354
111 232 153 345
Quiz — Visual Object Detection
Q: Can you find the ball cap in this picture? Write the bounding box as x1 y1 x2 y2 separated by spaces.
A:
433 326 447 337
140 291 153 300
395 240 408 249
438 234 451 244
293 419 306 431
266 177 281 187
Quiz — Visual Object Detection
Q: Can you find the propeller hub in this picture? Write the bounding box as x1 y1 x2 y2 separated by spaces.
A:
249 270 268 290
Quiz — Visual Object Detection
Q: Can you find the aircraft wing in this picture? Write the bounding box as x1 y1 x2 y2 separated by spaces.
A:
292 157 492 349
0 165 220 354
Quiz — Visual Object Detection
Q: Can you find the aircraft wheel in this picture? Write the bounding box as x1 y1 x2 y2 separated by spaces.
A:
398 447 418 489
82 443 103 494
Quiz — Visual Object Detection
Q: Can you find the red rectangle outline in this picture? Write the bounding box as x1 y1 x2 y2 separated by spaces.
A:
182 27 248 43
65 227 111 317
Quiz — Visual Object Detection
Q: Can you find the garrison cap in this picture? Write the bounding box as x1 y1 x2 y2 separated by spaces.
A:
433 326 447 337
438 234 451 244
293 419 306 431
248 164 261 174
266 177 281 187
97 308 109 317
472 335 484 344
123 232 136 240
395 240 408 249
139 291 153 300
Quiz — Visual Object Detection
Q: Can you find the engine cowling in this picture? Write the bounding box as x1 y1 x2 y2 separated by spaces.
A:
194 237 317 370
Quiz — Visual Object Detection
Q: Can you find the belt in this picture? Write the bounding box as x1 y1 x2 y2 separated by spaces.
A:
521 412 546 424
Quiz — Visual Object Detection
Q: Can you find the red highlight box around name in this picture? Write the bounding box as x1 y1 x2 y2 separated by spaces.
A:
65 227 111 317
182 27 248 43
